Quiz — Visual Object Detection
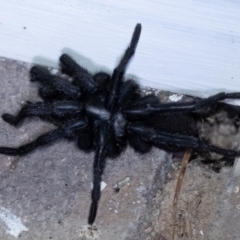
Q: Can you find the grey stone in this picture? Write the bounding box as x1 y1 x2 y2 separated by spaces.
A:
0 58 172 240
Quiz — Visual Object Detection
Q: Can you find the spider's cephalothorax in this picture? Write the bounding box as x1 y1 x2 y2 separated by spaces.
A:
0 23 240 225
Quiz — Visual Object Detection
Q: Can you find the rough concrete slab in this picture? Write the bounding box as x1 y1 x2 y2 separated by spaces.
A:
145 107 240 239
1 57 240 240
0 58 173 240
206 158 240 240
151 159 235 240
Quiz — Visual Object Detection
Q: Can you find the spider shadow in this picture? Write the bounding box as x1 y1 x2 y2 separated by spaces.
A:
32 47 106 74
32 47 140 85
61 47 141 84
62 47 110 75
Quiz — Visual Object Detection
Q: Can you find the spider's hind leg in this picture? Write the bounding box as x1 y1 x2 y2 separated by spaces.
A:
88 122 108 225
0 128 63 156
128 122 238 158
0 117 88 156
195 92 240 111
2 102 52 126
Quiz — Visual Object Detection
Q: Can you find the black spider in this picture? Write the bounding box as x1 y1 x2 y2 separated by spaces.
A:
0 23 240 225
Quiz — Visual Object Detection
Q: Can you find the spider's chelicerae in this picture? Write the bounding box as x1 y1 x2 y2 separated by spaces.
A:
0 23 240 225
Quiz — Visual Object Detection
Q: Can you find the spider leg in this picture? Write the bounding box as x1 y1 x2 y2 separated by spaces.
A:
77 121 94 152
38 84 63 101
116 80 139 110
194 92 240 110
124 101 196 118
0 117 88 156
124 92 240 118
116 24 142 74
200 141 237 157
30 66 81 99
2 101 82 126
88 122 108 225
128 122 238 157
107 125 127 158
60 54 98 93
0 129 62 156
127 132 152 153
107 24 142 112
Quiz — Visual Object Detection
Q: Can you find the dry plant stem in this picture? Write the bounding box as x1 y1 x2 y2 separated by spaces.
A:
171 149 192 240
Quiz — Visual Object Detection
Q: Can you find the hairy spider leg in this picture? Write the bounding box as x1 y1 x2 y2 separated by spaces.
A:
60 54 98 93
88 122 108 225
128 122 238 157
0 117 88 156
195 92 240 110
2 101 83 126
115 80 139 110
106 79 141 157
124 92 240 118
30 66 81 99
107 23 142 113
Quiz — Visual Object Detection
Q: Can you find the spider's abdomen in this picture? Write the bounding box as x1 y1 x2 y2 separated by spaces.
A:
146 113 198 137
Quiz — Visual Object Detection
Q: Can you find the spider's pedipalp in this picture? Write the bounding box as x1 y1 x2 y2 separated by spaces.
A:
60 54 98 93
30 66 81 100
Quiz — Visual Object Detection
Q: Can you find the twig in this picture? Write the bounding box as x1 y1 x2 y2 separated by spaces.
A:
171 149 192 240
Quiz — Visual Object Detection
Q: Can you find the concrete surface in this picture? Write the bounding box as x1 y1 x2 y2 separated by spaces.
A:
0 58 172 239
1 57 240 240
207 159 240 240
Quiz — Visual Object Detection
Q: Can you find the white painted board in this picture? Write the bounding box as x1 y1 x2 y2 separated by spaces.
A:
0 0 240 97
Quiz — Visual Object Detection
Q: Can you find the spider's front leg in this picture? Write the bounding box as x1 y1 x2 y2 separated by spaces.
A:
107 23 142 112
0 117 88 156
2 101 83 126
88 122 108 225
